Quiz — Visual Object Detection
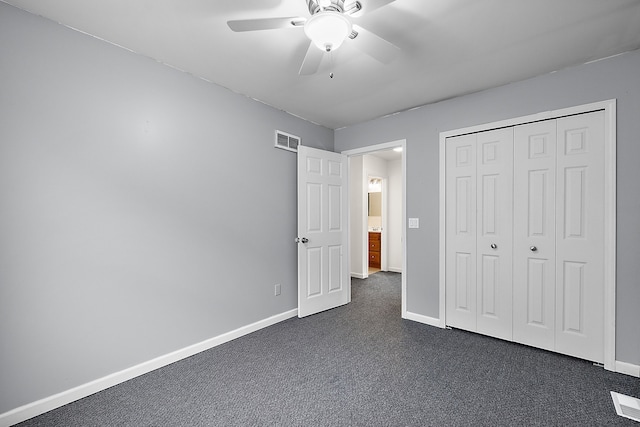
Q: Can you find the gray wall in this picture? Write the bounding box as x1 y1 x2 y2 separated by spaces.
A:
335 49 640 366
0 3 332 414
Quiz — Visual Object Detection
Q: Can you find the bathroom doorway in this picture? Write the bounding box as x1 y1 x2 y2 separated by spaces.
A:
367 176 383 275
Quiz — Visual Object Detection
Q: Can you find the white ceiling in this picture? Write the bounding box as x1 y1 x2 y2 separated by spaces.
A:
368 148 401 161
4 0 640 129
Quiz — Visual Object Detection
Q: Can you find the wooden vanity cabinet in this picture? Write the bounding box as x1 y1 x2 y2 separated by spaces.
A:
368 232 381 268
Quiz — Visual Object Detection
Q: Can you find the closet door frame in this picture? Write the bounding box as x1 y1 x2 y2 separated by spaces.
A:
439 99 617 371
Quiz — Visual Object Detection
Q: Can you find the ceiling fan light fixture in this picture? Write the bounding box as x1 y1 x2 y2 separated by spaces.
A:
304 11 352 52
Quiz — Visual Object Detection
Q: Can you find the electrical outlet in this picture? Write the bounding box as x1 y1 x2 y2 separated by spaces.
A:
274 283 281 296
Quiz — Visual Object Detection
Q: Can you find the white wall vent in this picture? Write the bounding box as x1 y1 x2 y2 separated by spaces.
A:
275 130 300 152
611 391 640 422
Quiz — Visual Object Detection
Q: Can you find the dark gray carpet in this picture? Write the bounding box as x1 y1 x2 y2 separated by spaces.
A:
17 272 640 426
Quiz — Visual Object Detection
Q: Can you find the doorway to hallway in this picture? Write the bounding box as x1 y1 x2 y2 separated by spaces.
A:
343 140 407 316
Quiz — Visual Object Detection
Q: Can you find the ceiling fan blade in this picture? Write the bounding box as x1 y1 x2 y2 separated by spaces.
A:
351 25 400 64
227 17 305 32
299 42 324 76
360 0 396 15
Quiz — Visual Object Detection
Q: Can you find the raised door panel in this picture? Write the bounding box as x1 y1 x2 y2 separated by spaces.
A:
555 111 605 363
513 120 557 351
445 134 477 331
475 128 514 340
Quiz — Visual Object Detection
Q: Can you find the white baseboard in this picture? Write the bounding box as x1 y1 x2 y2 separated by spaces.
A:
0 308 298 427
615 360 640 377
351 269 402 278
403 311 444 328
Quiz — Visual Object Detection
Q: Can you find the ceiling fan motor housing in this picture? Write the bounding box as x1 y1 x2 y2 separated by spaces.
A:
307 0 347 14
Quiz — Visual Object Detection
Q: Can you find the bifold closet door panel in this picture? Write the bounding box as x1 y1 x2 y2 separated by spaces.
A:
513 121 557 352
555 111 605 364
475 128 514 341
445 133 477 331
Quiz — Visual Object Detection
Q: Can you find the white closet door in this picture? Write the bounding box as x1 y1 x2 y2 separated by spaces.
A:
445 134 477 331
513 121 557 351
445 107 609 364
475 128 514 340
555 111 605 363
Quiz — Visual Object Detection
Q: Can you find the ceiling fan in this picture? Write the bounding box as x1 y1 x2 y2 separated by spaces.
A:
227 0 400 75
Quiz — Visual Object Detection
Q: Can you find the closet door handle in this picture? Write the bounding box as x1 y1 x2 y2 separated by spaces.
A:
530 246 538 252
490 243 497 249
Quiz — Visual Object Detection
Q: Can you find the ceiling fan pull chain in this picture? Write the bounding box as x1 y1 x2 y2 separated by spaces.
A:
329 50 334 79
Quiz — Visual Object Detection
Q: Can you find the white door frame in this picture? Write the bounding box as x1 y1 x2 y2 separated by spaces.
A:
342 140 408 317
439 100 617 371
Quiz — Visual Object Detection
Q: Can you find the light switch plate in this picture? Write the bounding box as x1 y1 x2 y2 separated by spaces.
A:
408 218 419 228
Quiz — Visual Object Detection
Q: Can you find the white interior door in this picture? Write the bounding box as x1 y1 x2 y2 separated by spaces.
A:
445 133 477 331
297 145 350 318
445 129 514 338
513 120 557 351
475 128 514 340
555 111 605 363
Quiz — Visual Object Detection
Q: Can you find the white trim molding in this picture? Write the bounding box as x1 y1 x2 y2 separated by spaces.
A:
439 100 617 370
615 361 640 378
403 311 444 328
0 309 298 427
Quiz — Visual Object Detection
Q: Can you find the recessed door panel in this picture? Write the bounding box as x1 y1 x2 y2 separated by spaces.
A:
328 160 342 177
456 176 473 235
456 144 473 167
328 184 342 232
455 252 472 311
328 245 343 293
561 261 586 334
306 247 322 297
480 255 499 317
564 167 586 239
307 156 322 174
307 183 322 233
528 170 549 237
481 174 498 236
526 258 547 326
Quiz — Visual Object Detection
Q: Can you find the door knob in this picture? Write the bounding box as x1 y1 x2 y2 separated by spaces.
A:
301 237 309 243
490 243 497 249
530 246 538 252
